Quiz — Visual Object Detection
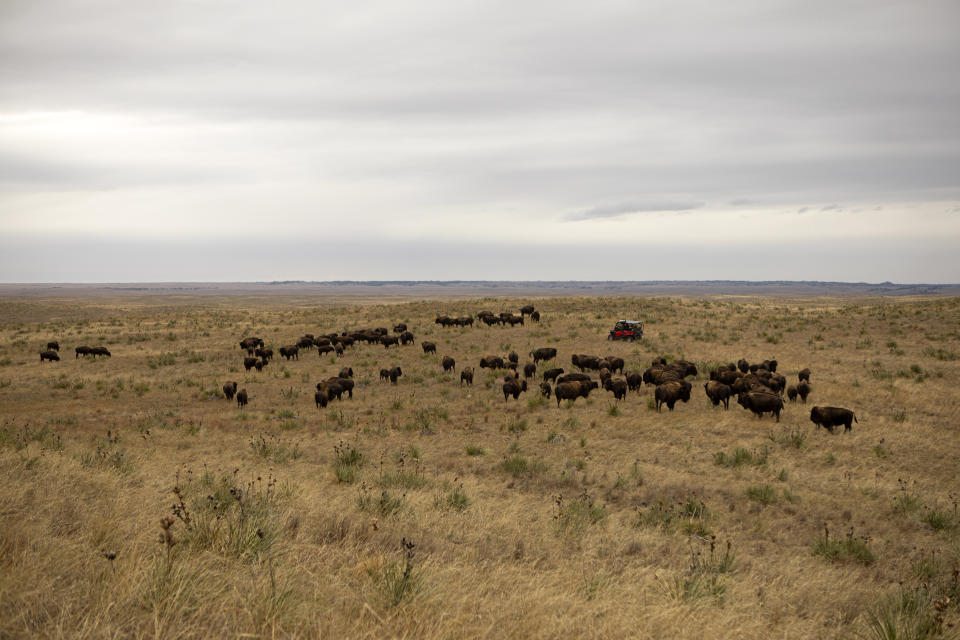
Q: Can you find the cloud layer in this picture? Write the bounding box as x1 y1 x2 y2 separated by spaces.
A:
1 0 958 281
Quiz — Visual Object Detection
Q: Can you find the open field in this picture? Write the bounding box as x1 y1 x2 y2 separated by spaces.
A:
1 292 959 639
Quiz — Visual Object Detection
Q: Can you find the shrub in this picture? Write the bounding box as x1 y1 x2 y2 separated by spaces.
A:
812 525 875 565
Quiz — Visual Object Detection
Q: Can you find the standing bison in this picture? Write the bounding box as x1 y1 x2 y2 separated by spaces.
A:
654 381 692 412
422 341 437 354
502 378 528 401
737 391 784 422
442 356 456 372
798 368 811 383
530 347 557 363
222 381 237 400
704 381 732 409
460 367 474 385
40 350 60 363
810 406 857 432
46 341 60 351
236 389 248 408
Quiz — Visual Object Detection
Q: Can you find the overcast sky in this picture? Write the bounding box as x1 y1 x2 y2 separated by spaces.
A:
1 0 958 282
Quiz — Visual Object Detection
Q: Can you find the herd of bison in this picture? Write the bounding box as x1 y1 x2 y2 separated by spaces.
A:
37 307 859 433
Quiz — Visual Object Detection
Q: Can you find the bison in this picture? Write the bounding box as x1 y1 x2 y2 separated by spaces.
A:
314 389 329 408
243 356 259 371
223 381 237 400
442 356 456 372
786 385 798 402
704 381 732 409
317 345 334 357
40 350 60 363
422 341 437 354
523 362 537 378
279 345 299 360
797 381 811 403
460 367 474 385
809 406 857 432
604 378 627 400
539 382 552 399
737 391 784 422
625 372 643 392
480 355 505 369
502 378 528 401
798 368 811 383
399 331 415 345
393 323 407 333
654 381 692 412
240 337 264 350
75 345 91 359
338 366 354 379
381 335 399 348
46 341 60 351
543 367 564 382
530 347 557 363
530 310 540 322
557 373 592 384
236 388 248 408
554 380 598 406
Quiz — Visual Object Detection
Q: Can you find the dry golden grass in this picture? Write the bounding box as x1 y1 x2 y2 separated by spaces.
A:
1 294 959 639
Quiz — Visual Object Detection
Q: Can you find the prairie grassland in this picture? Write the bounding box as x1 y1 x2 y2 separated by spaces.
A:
1 294 959 639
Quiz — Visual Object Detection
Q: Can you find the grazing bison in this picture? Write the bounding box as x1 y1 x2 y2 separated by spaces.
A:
279 345 299 360
480 356 505 369
442 356 456 372
460 367 474 385
422 341 437 354
40 350 60 363
240 337 264 350
314 389 328 408
255 347 273 362
543 367 564 382
520 305 535 316
737 391 784 422
243 357 259 371
325 377 355 399
236 389 248 408
317 345 334 357
338 366 354 379
46 341 60 351
297 336 316 349
379 366 402 384
223 381 237 400
797 381 811 403
394 323 407 333
530 347 557 364
399 331 415 345
798 368 811 383
605 378 628 400
554 380 598 406
502 378 528 401
523 362 537 378
625 372 643 392
89 346 111 358
786 385 798 402
704 381 732 409
75 345 91 359
810 406 857 432
557 372 592 384
539 382 552 399
381 335 399 348
654 381 692 412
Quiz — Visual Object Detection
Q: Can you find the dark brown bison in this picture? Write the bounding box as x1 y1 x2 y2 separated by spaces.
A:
554 380 598 406
502 378 528 401
762 359 778 372
422 341 437 354
393 323 407 333
399 331 415 345
314 389 328 408
712 368 742 386
508 351 519 364
798 368 811 383
737 359 750 373
625 372 643 392
810 406 857 432
338 366 354 379
480 314 500 326
520 305 535 316
530 347 557 363
480 356 505 369
737 391 784 422
557 372 592 384
335 343 344 356
381 335 399 348
539 382 552 399
255 347 273 362
384 366 402 384
786 385 798 402
236 389 248 408
223 381 237 400
297 336 316 349
604 378 627 400
530 311 540 322
243 357 259 371
604 357 625 374
704 381 732 409
240 337 264 350
324 377 355 399
797 381 811 403
46 341 60 351
254 359 267 372
460 367 473 385
543 367 564 382
442 356 456 372
75 345 91 358
40 350 60 362
654 381 692 411
523 362 536 378
89 346 111 358
279 346 299 360
317 345 334 357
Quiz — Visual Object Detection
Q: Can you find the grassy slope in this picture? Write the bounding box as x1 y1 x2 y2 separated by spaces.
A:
0 294 958 639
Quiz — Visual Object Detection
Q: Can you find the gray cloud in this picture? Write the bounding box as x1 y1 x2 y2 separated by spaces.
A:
565 200 705 221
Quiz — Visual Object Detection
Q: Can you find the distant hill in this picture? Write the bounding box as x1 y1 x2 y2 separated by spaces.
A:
1 280 958 298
